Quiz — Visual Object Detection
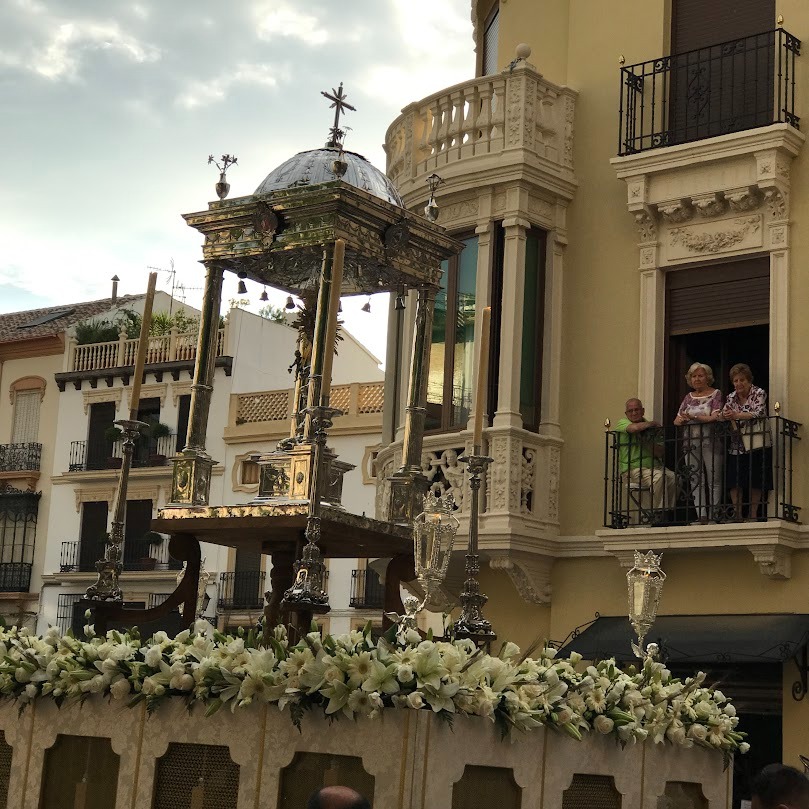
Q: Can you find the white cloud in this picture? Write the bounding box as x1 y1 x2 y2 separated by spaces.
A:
20 20 160 81
253 3 328 46
176 62 282 109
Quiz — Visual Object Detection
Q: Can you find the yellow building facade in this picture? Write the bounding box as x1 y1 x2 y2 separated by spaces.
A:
379 0 809 790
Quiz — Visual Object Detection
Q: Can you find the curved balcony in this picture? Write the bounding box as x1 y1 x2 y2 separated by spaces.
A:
384 61 577 206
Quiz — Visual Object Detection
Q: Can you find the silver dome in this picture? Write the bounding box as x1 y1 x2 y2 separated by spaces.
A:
254 148 404 207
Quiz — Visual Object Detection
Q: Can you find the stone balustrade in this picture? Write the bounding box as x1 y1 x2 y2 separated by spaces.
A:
385 62 577 203
68 328 226 372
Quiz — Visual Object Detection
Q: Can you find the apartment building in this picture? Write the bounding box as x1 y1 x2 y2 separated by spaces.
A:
379 0 809 791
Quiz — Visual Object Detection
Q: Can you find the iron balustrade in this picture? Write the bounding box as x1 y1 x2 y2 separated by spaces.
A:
0 443 42 472
0 488 38 592
0 562 32 592
69 433 175 472
603 416 800 528
60 537 181 572
618 29 800 156
349 568 385 610
218 570 266 611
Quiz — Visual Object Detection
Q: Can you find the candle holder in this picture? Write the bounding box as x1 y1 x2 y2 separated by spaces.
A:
627 549 666 660
86 418 147 601
451 450 496 646
280 403 342 614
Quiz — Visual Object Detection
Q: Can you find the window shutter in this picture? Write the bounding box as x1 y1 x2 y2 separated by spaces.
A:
672 0 774 53
666 258 769 336
11 391 40 444
482 5 499 75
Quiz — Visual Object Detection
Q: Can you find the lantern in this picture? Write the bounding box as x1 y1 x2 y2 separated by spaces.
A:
626 549 666 659
412 491 459 608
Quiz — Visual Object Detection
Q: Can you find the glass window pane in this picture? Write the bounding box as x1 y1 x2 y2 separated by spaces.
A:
426 263 449 431
520 233 543 429
452 238 478 428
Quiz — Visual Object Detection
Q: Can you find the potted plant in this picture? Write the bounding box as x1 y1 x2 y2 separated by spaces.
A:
138 531 164 570
147 422 172 466
104 426 123 469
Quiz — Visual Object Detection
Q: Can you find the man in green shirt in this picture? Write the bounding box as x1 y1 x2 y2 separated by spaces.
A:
615 398 677 514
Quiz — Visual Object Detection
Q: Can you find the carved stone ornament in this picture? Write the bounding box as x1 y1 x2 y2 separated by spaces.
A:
692 193 728 218
634 211 657 242
726 188 763 213
489 554 553 605
670 216 761 254
383 219 411 255
765 189 788 221
658 200 693 224
748 544 792 580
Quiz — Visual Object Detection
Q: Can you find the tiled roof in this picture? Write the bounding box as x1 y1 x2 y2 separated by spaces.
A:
0 295 141 344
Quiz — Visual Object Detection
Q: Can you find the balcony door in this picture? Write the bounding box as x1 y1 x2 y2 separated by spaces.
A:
664 257 770 424
86 401 116 471
669 0 775 144
123 499 154 568
79 501 108 572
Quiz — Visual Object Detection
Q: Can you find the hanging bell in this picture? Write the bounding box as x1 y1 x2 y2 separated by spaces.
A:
395 293 406 311
285 295 295 310
237 272 247 295
260 288 269 302
361 298 371 313
337 300 343 313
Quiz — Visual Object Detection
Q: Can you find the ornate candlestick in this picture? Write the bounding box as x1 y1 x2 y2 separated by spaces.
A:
86 418 146 601
451 450 496 646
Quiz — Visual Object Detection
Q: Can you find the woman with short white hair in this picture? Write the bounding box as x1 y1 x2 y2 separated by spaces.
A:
674 362 724 523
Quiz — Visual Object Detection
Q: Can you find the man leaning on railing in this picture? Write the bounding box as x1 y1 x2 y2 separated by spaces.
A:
616 398 677 518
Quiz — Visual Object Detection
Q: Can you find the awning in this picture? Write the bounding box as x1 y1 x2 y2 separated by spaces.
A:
557 614 809 664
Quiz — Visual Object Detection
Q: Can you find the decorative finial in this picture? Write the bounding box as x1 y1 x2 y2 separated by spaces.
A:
321 82 356 148
619 54 625 66
775 401 781 416
777 14 784 26
605 418 611 430
208 154 238 200
424 173 443 222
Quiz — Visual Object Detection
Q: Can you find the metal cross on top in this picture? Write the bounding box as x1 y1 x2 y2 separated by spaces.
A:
321 82 356 148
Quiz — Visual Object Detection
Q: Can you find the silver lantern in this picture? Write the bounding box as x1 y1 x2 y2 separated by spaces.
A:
626 549 666 660
413 491 460 609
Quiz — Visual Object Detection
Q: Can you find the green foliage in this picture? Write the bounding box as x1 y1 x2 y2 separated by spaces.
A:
74 307 200 344
147 422 171 439
143 531 164 547
258 304 287 323
104 425 123 443
75 318 120 345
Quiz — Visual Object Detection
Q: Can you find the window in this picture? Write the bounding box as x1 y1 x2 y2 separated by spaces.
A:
0 489 39 592
520 230 547 431
241 459 260 485
481 2 500 76
426 236 478 433
10 390 40 445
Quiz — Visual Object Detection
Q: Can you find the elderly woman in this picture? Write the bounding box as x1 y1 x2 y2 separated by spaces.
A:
674 362 724 524
722 363 772 521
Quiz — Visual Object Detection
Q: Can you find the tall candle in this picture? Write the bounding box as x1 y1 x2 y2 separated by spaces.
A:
320 238 345 403
472 306 492 450
128 272 158 420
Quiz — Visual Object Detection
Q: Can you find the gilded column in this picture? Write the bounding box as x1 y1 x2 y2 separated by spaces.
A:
388 283 437 523
169 259 225 506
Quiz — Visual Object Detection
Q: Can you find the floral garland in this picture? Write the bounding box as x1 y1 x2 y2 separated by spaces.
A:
0 621 747 756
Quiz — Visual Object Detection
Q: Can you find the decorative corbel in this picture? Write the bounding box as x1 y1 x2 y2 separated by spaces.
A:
748 544 792 580
489 553 553 605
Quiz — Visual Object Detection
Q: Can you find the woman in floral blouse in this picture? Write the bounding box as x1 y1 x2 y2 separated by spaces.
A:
722 363 772 521
674 362 724 523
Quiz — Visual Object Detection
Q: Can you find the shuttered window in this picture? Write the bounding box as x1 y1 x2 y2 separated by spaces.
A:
672 0 774 53
666 258 769 336
482 3 499 75
11 391 40 444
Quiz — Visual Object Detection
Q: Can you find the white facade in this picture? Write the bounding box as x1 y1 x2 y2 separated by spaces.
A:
35 299 384 636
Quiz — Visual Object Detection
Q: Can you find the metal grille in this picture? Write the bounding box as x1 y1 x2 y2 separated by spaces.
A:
658 782 708 809
357 383 385 414
236 391 289 423
40 735 120 809
0 730 11 809
562 774 622 809
153 743 239 809
349 568 385 610
452 765 521 809
279 752 374 809
0 489 38 592
56 593 84 635
0 443 42 473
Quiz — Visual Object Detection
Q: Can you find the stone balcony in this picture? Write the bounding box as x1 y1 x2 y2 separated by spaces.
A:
385 55 578 216
375 426 562 606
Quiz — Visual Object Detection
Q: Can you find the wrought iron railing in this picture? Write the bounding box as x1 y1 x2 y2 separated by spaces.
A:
0 443 42 473
217 570 266 610
60 538 181 572
349 568 385 610
618 28 800 155
603 416 800 528
0 562 32 592
69 433 175 472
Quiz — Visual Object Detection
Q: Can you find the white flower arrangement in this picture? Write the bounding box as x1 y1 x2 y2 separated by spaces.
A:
0 621 748 757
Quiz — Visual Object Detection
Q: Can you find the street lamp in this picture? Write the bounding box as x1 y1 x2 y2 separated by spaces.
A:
627 550 666 660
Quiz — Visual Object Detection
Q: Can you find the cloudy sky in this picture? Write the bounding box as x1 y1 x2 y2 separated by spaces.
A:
0 0 474 359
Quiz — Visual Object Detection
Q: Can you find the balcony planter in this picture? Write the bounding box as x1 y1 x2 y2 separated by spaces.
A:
138 531 165 570
146 422 171 467
104 426 123 469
